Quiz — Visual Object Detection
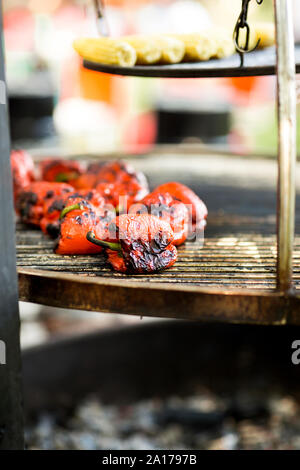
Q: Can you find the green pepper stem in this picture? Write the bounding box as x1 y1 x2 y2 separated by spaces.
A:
86 231 122 252
55 172 78 182
60 203 81 220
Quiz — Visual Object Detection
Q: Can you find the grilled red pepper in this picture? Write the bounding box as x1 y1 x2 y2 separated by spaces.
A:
152 182 207 229
72 172 98 191
40 189 106 238
132 191 189 246
55 195 113 255
87 214 177 274
95 180 148 210
11 150 35 203
40 159 83 183
16 182 74 226
87 160 148 188
73 160 149 207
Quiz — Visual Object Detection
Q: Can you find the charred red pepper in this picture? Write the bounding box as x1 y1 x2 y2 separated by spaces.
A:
132 191 189 246
40 159 83 184
95 180 148 210
40 189 106 238
152 182 207 229
11 150 35 203
55 195 114 255
87 160 148 188
72 172 98 191
73 160 149 208
87 214 177 274
16 182 74 226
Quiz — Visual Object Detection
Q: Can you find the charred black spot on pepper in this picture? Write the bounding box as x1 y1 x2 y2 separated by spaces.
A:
48 199 65 213
81 199 92 211
150 238 163 254
68 192 80 199
125 243 176 274
45 190 54 199
153 230 170 251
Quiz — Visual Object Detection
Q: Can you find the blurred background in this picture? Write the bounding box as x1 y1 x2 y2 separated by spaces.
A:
3 0 300 450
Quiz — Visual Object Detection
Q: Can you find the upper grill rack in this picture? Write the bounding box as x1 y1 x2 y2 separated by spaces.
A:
83 44 300 79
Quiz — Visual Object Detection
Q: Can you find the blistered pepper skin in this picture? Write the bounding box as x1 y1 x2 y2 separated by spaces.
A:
96 180 148 209
152 182 207 227
73 160 149 207
17 182 74 226
88 214 177 274
123 241 177 274
89 161 148 189
55 209 103 255
55 195 114 255
133 191 189 246
40 190 106 238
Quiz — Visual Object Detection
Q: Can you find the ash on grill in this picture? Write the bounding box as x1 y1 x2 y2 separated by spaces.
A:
26 392 300 450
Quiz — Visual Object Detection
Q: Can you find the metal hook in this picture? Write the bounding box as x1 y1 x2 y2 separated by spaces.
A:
234 0 263 67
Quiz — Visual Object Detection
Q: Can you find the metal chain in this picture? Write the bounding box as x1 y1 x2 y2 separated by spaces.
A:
234 0 264 67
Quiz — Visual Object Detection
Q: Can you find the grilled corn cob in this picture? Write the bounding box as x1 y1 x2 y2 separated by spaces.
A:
171 33 217 61
123 35 185 64
210 29 235 59
122 35 163 65
73 38 137 67
153 36 185 64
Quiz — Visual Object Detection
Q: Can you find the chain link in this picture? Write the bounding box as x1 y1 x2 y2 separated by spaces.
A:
234 0 264 66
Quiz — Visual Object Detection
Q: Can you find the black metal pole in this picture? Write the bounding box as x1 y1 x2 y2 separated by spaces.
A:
0 4 24 449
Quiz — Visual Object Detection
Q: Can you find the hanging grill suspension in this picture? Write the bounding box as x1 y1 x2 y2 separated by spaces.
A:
93 0 109 37
234 0 264 67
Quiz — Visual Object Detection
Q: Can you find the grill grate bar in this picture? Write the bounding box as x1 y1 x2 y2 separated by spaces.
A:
16 222 300 291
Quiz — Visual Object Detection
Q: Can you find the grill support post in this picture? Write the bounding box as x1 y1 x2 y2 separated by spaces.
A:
0 6 24 449
275 0 297 293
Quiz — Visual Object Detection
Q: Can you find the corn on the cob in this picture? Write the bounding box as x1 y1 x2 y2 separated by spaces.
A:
171 33 217 62
122 35 163 65
73 38 137 67
209 29 235 59
123 35 185 65
152 36 185 64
